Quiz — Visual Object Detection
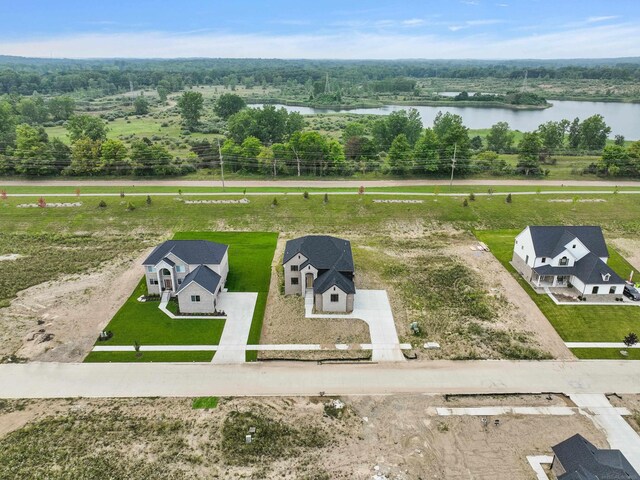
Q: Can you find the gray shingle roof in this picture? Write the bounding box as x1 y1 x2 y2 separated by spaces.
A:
283 235 354 272
533 252 625 286
313 268 356 295
176 265 221 295
552 434 640 480
528 226 609 258
143 240 228 266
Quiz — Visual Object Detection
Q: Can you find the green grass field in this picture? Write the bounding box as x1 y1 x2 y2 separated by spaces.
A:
476 229 640 352
84 350 215 362
83 231 276 363
571 348 640 359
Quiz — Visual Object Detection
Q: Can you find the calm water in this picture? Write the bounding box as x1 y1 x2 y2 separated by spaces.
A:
250 100 640 139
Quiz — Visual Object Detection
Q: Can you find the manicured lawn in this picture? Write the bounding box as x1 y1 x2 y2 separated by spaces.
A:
94 278 226 346
84 351 214 362
571 348 640 360
173 231 278 362
475 229 640 347
85 231 277 363
192 397 219 409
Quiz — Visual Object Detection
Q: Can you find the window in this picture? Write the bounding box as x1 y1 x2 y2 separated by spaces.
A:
541 257 546 264
609 286 616 294
525 255 529 264
191 295 201 302
176 265 185 273
150 279 158 285
291 278 299 285
330 294 339 302
177 278 183 285
560 257 569 266
146 266 155 273
291 265 299 272
572 244 576 249
602 273 611 282
592 286 599 294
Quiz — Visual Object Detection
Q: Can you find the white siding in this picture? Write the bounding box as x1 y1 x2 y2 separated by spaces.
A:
283 253 309 295
177 282 218 313
514 227 536 267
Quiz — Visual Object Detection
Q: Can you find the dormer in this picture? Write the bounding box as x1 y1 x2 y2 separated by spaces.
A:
602 273 611 282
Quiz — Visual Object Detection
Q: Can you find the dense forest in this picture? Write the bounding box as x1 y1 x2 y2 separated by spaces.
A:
1 57 640 96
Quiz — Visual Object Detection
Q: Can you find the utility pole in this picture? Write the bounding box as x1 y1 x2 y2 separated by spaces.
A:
292 146 301 177
273 156 277 178
449 143 457 190
217 140 225 191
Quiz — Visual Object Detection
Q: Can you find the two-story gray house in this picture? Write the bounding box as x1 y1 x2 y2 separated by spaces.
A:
143 240 229 314
283 235 355 313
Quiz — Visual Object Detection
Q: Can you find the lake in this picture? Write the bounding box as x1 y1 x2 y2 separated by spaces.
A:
250 100 640 140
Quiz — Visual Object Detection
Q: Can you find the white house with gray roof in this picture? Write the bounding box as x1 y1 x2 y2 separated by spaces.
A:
143 240 229 314
512 226 625 297
283 235 355 313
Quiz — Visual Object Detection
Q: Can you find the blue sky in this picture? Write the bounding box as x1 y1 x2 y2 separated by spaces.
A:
0 0 638 58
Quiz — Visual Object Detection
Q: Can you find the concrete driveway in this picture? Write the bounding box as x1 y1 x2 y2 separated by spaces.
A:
306 289 405 362
210 292 257 364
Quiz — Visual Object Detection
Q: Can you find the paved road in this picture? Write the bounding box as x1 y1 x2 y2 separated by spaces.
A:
2 360 640 399
3 179 640 188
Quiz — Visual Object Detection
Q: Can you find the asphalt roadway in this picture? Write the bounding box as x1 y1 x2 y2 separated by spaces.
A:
1 360 640 399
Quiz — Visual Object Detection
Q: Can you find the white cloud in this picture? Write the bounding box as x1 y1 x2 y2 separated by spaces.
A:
1 23 638 59
402 18 425 27
586 15 619 23
449 19 503 31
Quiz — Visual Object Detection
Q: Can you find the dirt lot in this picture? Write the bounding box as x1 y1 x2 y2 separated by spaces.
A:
260 236 371 361
0 394 609 480
1 250 147 362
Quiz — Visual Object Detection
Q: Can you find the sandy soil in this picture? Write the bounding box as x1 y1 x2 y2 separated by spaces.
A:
0 394 610 480
611 237 640 274
446 238 574 360
1 250 148 362
260 236 370 360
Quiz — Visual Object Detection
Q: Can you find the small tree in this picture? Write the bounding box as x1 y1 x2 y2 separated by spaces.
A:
134 340 142 358
178 189 182 196
469 192 476 202
38 197 46 208
98 200 107 208
624 332 638 347
75 188 81 197
1 190 7 200
323 193 329 204
303 191 309 199
462 198 469 207
271 197 278 207
506 193 512 204
487 188 493 196
126 202 136 211
146 195 152 206
358 185 365 195
243 188 246 197
120 190 125 198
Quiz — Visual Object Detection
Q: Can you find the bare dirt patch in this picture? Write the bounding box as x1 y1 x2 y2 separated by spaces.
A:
611 237 640 272
0 254 22 262
0 394 609 480
2 250 149 362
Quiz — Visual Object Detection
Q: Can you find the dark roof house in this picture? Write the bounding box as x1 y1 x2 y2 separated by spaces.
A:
283 235 355 295
552 434 640 480
143 240 228 266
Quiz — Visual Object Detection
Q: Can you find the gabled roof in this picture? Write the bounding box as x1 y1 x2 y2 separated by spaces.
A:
527 226 609 258
283 235 354 272
143 240 228 266
552 434 640 480
533 252 625 285
176 265 221 295
313 268 356 295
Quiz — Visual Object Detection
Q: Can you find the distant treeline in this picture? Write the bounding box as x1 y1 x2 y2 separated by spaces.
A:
1 57 639 96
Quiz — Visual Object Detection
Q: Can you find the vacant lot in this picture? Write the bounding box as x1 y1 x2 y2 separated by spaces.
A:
476 229 640 358
84 231 277 362
0 394 609 479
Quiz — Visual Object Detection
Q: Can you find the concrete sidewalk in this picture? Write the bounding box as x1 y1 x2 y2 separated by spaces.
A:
566 342 640 348
306 289 405 362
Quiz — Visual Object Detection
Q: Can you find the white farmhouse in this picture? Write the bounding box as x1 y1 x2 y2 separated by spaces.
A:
283 235 355 313
143 240 229 314
512 226 625 298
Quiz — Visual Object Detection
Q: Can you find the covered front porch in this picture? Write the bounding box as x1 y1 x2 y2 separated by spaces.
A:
531 272 572 289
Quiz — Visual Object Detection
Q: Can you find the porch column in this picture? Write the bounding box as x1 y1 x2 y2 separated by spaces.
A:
552 276 557 287
170 268 177 294
156 268 162 292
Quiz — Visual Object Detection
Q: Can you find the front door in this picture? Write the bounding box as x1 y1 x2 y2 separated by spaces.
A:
164 278 173 291
305 273 313 289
